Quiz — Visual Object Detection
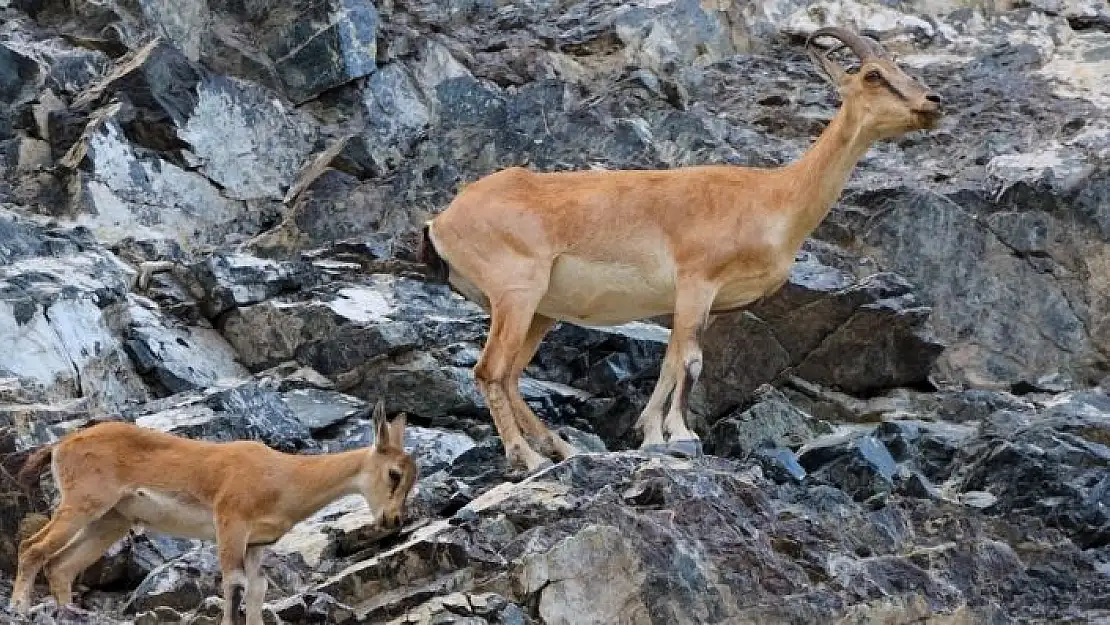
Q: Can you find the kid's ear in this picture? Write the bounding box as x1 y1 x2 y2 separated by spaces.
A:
389 412 407 449
373 399 389 450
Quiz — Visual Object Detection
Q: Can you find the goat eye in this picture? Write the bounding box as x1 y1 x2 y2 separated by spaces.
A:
389 468 402 487
865 70 882 82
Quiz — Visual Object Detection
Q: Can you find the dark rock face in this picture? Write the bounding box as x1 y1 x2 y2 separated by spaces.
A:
700 249 944 418
2 0 1110 623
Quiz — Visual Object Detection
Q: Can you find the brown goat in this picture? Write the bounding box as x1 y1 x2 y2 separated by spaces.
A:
8 401 418 625
420 27 944 471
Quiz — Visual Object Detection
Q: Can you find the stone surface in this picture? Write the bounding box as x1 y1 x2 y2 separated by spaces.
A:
124 297 249 394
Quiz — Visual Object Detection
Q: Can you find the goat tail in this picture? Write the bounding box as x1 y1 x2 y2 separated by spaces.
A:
16 444 55 489
418 220 451 284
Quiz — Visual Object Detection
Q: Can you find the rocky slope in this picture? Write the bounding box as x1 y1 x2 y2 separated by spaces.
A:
1 0 1109 623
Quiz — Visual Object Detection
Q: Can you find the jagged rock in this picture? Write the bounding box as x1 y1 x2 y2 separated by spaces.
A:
614 0 738 75
130 379 315 452
78 532 198 594
708 385 830 459
833 184 1107 390
954 391 1110 548
124 297 249 394
799 431 899 501
125 546 219 614
4 0 1110 623
305 452 1107 623
261 0 380 103
280 387 369 433
54 39 316 247
187 253 317 319
383 592 526 625
0 209 149 410
699 251 944 419
219 276 436 376
753 444 807 483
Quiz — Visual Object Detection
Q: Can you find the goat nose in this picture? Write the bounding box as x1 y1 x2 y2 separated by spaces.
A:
925 92 942 104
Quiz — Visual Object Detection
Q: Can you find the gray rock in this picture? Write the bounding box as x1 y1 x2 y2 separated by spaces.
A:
708 385 830 459
177 74 317 201
263 0 380 103
0 209 149 411
124 297 249 393
954 391 1110 548
132 379 314 452
219 276 436 375
186 253 316 319
799 432 900 501
280 387 369 432
614 0 738 75
834 185 1104 390
125 546 219 614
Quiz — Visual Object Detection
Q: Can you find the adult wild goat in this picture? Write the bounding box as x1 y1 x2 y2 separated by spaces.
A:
420 27 944 472
8 401 418 625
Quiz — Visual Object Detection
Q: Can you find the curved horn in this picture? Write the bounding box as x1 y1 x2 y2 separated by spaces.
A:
806 26 886 63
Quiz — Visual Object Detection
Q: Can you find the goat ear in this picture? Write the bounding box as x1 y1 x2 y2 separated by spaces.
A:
373 399 389 449
389 412 407 449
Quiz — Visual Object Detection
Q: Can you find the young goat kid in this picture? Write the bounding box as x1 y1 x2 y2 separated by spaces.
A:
9 402 418 625
421 27 944 472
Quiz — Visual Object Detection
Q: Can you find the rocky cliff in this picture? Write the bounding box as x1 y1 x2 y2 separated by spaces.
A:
1 0 1109 623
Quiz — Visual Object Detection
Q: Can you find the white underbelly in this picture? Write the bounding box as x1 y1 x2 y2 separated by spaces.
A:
115 488 217 541
539 255 676 326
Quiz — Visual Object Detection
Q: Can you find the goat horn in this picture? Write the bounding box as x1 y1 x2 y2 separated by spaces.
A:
806 26 886 62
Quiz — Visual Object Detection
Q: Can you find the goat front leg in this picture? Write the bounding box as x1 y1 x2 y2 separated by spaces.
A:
661 280 717 458
216 516 249 625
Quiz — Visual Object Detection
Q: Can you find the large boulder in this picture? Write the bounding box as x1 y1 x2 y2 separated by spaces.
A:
698 248 944 419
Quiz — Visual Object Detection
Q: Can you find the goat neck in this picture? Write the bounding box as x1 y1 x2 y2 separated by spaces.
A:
781 102 874 247
284 450 365 522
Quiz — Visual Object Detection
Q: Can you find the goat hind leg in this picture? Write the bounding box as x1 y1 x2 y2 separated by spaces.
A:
11 501 106 613
45 510 131 607
508 314 578 461
475 293 551 473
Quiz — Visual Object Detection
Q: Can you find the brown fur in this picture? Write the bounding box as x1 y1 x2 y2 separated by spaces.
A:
7 402 418 625
422 28 943 471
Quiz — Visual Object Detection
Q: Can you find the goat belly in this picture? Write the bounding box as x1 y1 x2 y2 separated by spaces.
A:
540 255 677 325
115 488 218 540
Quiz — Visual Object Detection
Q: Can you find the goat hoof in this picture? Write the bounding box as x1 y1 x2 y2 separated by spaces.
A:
666 439 703 458
640 443 669 455
8 597 30 615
